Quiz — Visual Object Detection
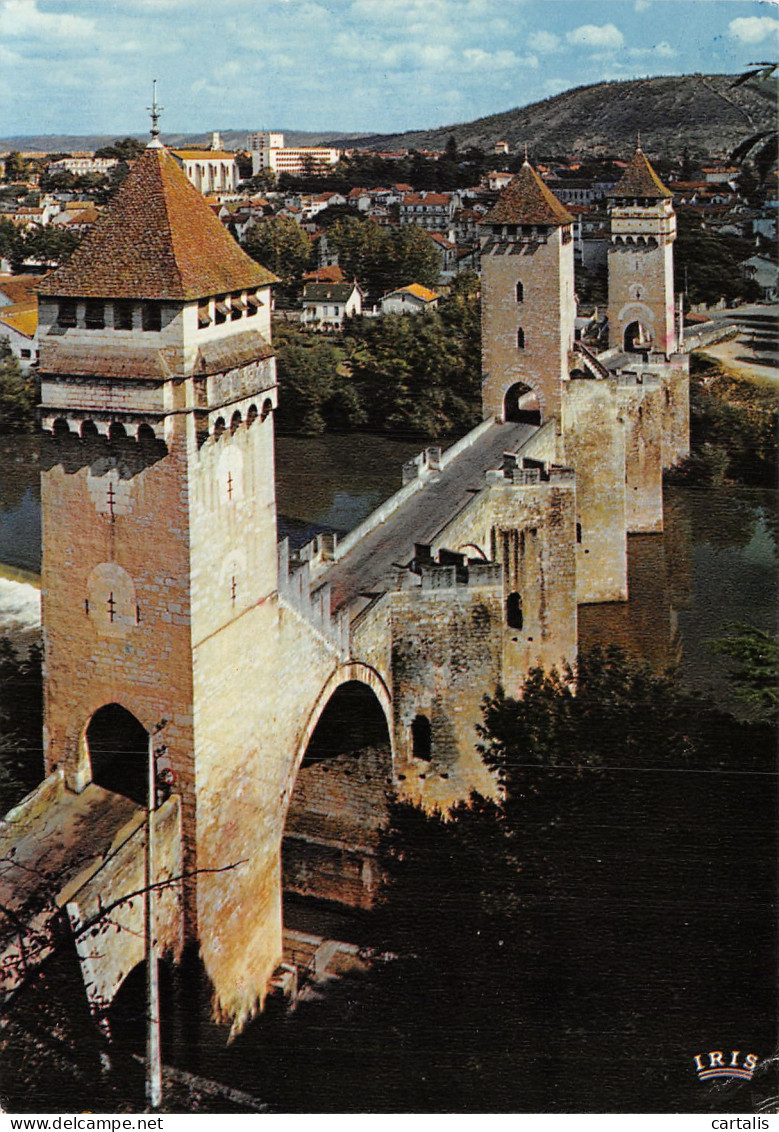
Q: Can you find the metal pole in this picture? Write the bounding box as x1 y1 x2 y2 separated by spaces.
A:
146 728 162 1110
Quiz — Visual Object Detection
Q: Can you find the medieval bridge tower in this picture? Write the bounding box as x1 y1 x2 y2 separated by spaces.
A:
480 160 576 423
607 146 677 356
36 138 299 1019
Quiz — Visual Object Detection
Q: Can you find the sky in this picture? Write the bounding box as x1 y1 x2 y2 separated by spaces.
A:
0 0 777 139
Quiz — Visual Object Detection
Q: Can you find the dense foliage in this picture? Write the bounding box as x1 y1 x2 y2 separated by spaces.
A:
668 354 778 487
274 276 481 437
326 217 441 299
0 215 80 274
674 209 762 309
241 216 313 298
0 635 43 812
0 341 39 433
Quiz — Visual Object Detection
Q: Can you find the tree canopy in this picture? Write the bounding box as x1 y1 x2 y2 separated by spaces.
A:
0 341 38 433
327 217 441 298
273 285 481 437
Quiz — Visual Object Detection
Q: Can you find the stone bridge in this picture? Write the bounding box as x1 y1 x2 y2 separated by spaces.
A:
0 141 689 1035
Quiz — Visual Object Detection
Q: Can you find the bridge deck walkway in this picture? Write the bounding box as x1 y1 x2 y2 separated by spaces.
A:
0 774 139 954
324 420 536 614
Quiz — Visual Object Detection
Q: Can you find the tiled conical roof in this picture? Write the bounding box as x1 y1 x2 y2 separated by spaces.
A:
39 146 277 300
482 162 574 227
609 148 672 199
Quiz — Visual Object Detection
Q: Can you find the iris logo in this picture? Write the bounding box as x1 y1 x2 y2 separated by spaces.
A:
693 1050 759 1082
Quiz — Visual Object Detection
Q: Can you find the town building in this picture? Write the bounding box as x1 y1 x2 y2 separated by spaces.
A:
249 132 341 180
170 149 239 195
302 280 362 327
380 283 440 314
47 156 119 177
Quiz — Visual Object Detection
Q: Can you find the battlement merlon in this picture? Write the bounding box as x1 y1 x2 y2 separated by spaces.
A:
383 548 503 596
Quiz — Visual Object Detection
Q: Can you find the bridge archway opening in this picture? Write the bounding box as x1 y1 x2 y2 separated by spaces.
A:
283 680 392 915
86 703 147 807
624 320 652 354
504 382 541 425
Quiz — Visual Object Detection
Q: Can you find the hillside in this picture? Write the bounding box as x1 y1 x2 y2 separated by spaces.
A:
333 73 777 160
2 73 774 161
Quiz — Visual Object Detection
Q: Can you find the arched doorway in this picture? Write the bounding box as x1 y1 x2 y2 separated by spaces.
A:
283 680 392 914
623 320 652 353
504 382 541 425
86 703 147 807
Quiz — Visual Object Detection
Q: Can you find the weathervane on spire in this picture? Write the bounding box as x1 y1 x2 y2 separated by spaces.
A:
147 79 163 147
636 129 642 152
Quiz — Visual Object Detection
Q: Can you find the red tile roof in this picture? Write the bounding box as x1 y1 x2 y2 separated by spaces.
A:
0 274 45 305
609 148 672 199
302 264 345 283
39 146 277 300
482 162 574 226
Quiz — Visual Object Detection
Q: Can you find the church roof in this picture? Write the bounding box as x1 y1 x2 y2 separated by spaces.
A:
482 162 574 227
609 148 673 199
39 146 277 301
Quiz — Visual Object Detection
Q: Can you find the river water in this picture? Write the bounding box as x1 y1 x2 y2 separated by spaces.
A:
1 432 775 702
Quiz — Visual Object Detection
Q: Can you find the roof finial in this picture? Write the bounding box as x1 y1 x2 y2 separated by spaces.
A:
147 79 164 149
523 142 529 166
636 129 642 152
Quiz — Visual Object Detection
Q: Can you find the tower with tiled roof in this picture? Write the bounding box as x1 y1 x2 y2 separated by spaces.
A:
479 160 576 422
37 129 283 998
607 146 677 356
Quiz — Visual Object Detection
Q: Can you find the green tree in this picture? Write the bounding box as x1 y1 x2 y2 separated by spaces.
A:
241 216 312 295
0 341 38 432
3 152 29 182
0 637 43 811
711 623 778 718
675 209 761 308
328 217 441 298
11 225 80 273
94 137 145 161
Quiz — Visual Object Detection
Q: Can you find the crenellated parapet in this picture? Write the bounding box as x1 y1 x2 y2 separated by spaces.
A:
277 538 349 658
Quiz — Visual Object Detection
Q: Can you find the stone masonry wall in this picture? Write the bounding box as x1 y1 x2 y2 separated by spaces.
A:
562 379 628 603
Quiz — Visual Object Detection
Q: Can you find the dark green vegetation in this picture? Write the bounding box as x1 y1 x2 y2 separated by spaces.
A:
674 210 763 308
0 636 42 812
0 340 39 433
217 646 776 1113
241 215 442 300
274 275 481 437
712 623 778 717
338 74 776 162
668 354 778 488
0 214 80 274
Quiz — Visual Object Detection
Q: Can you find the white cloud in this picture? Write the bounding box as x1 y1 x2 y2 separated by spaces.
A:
727 16 779 46
0 0 94 38
527 30 561 54
463 47 536 70
634 0 651 11
628 41 677 59
566 23 625 51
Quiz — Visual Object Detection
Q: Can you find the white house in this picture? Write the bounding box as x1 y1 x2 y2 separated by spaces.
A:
380 283 440 315
302 281 362 329
0 301 38 369
742 255 779 300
